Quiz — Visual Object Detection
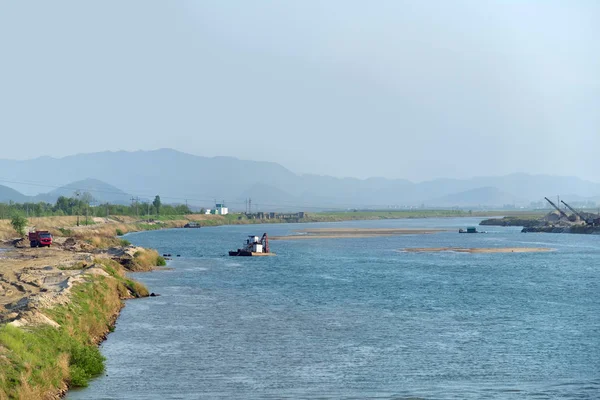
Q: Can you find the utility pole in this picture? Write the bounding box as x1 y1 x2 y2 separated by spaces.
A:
249 198 252 214
75 191 81 226
130 196 139 218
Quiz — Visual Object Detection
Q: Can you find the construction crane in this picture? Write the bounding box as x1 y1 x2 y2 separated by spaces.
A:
544 197 570 219
561 200 591 225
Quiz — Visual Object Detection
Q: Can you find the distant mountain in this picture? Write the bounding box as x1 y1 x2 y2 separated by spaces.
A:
1 149 599 210
0 184 28 203
33 178 131 205
428 187 526 207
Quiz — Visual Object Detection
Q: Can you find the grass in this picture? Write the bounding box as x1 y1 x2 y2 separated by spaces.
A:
129 249 165 272
0 274 123 398
0 258 151 399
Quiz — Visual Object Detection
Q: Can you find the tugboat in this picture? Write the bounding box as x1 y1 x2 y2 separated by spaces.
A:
229 233 275 256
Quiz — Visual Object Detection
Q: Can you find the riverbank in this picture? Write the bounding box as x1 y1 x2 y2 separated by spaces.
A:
0 210 543 242
481 215 600 234
0 235 163 399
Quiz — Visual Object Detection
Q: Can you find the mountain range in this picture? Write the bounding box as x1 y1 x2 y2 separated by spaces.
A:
1 149 599 210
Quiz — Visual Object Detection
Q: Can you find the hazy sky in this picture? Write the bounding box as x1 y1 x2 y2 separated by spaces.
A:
1 1 598 181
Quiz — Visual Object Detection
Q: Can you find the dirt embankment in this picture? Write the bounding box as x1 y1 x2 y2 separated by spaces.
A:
0 237 159 325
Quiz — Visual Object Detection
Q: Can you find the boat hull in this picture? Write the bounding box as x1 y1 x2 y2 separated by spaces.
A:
228 250 275 257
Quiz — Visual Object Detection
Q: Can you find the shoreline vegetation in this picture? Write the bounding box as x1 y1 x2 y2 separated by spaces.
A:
0 209 543 398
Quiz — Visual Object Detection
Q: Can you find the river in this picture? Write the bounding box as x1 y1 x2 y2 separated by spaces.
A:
68 218 600 399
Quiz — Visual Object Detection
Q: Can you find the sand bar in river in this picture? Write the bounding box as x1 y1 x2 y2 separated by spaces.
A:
400 247 554 253
271 228 445 240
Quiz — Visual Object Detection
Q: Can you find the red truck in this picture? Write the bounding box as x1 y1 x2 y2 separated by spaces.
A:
28 231 53 247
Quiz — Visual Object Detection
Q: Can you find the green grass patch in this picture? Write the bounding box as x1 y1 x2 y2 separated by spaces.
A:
0 275 127 398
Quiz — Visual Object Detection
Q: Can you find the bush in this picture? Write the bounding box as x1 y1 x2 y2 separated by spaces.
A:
10 214 27 237
115 228 124 236
58 227 74 236
157 256 167 266
119 239 131 246
69 343 105 387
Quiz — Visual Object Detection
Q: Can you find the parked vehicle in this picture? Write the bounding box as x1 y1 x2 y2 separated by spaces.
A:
28 231 53 247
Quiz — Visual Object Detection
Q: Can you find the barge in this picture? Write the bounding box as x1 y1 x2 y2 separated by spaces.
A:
229 233 275 256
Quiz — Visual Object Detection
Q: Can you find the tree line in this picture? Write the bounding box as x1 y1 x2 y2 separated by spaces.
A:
0 194 193 219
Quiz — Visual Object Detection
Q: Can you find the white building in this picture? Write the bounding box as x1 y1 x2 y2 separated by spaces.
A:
215 203 228 215
208 203 228 215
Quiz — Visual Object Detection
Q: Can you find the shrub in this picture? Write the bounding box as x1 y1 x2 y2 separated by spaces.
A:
10 214 27 237
69 343 105 387
119 239 131 247
58 227 74 236
115 228 124 236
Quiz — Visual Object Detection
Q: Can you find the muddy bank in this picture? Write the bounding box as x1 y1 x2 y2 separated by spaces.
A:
271 228 445 240
400 247 554 254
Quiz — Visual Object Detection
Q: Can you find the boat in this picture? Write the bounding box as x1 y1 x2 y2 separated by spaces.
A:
459 227 486 233
183 222 201 228
229 233 275 256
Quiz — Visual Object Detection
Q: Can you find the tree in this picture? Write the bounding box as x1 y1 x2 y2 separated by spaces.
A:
153 195 161 215
11 214 27 237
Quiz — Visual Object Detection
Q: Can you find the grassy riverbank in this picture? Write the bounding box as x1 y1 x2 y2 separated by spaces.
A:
0 250 156 399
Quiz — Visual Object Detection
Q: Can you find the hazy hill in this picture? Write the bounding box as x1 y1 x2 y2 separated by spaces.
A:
1 149 600 210
0 185 28 203
33 178 131 205
428 187 526 208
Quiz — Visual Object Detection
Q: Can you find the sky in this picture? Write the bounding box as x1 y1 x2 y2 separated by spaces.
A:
0 1 598 182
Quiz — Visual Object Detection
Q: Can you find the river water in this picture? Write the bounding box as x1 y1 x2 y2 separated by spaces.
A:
68 218 600 399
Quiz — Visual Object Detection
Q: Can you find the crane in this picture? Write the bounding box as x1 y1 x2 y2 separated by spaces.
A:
544 197 570 219
561 200 591 225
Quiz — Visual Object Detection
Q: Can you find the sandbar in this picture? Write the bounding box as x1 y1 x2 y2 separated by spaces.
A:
271 228 444 240
400 247 554 254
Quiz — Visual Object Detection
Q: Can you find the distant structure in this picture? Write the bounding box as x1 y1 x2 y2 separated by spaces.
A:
245 211 305 221
206 202 229 215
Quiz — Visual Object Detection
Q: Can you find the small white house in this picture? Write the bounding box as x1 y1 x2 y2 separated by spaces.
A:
204 209 212 215
215 203 228 215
